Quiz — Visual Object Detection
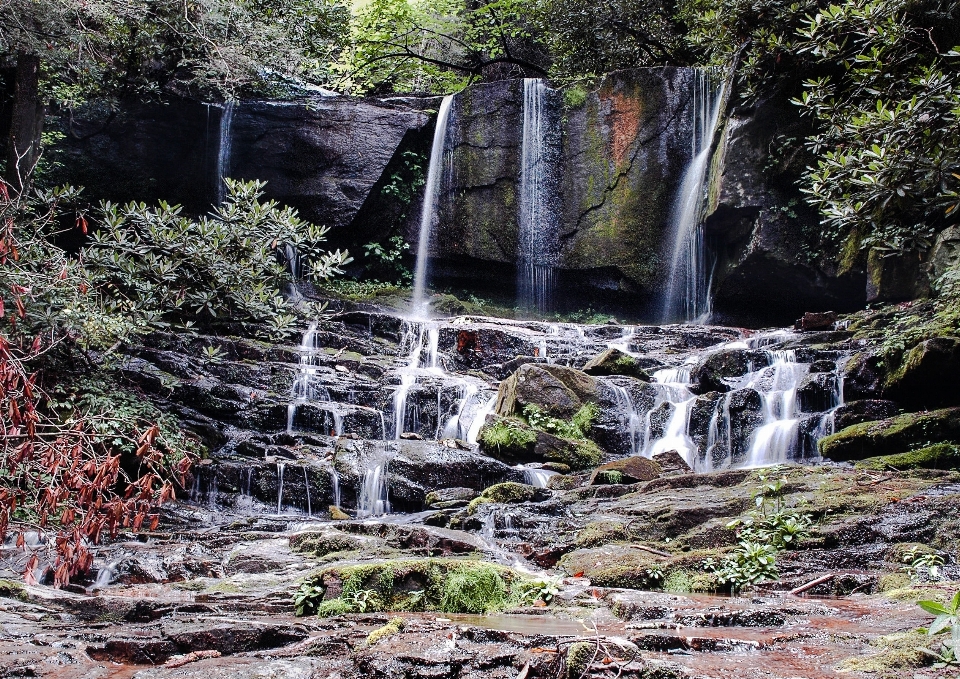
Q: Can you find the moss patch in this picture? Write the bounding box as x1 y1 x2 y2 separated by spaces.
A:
839 631 933 677
856 443 960 471
467 481 538 514
296 558 534 617
479 417 537 454
366 617 405 645
819 408 960 461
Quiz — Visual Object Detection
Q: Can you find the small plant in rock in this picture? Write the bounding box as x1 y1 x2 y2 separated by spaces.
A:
901 546 945 583
516 576 562 605
917 590 960 668
522 402 597 440
294 581 325 616
708 541 780 592
728 475 812 549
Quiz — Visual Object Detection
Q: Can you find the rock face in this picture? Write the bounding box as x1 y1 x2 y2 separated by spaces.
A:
705 91 867 324
51 94 432 252
427 69 695 311
494 364 598 418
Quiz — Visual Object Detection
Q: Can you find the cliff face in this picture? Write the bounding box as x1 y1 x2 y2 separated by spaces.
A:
48 74 950 324
52 95 433 251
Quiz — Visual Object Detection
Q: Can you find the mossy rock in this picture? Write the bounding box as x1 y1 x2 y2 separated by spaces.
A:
574 521 629 548
885 337 960 409
467 481 543 513
478 416 537 460
303 558 528 616
566 641 594 679
536 433 603 470
589 456 662 485
819 408 960 461
289 530 368 556
839 631 934 677
856 443 960 471
582 348 650 380
495 363 598 419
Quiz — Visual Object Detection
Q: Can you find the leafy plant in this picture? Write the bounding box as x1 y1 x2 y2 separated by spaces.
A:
917 590 960 668
294 581 326 616
363 235 412 286
708 541 780 591
516 576 561 605
901 546 945 583
84 179 351 339
522 402 598 440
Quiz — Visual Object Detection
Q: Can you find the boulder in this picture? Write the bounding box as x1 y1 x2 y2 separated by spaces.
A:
927 225 960 290
819 407 960 461
797 372 840 413
832 400 900 431
424 487 478 509
652 450 693 476
690 349 751 394
842 352 887 401
494 363 597 418
796 311 837 331
855 443 960 471
589 456 662 485
582 348 650 380
884 337 960 410
866 249 929 303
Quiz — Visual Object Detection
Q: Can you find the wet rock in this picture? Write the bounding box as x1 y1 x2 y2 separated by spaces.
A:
884 337 960 410
797 372 839 413
819 407 960 461
690 349 751 394
651 450 692 476
424 487 478 508
856 443 960 471
494 364 598 418
589 457 662 485
833 400 900 430
796 311 837 331
582 348 650 380
842 352 887 401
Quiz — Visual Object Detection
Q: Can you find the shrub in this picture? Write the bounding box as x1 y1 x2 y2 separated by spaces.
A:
84 179 352 339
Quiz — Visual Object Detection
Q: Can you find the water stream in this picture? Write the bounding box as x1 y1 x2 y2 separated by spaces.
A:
661 71 725 323
216 100 234 204
410 95 455 319
517 78 562 313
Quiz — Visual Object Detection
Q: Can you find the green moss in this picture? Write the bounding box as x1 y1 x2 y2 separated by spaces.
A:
575 521 629 548
819 408 960 461
316 598 355 617
366 617 405 645
171 580 206 592
839 631 933 677
856 443 960 471
479 418 536 452
662 569 716 594
440 563 508 613
0 579 25 599
563 85 589 110
593 470 625 485
877 572 911 592
566 641 594 679
290 532 365 557
564 439 603 469
296 558 532 617
467 481 537 514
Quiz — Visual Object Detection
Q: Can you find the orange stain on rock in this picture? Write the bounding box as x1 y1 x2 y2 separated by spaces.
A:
607 92 642 167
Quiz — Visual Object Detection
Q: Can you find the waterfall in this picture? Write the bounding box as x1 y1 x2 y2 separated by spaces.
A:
643 368 698 465
276 462 286 514
466 394 497 445
660 71 724 323
410 95 455 319
392 321 440 438
216 100 235 204
520 466 558 488
303 467 312 517
358 455 391 518
329 468 342 509
518 79 561 313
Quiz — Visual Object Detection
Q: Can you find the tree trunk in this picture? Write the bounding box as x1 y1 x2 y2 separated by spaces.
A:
4 53 43 194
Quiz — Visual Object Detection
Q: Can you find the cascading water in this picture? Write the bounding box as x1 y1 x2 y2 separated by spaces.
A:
660 71 724 323
357 455 391 518
216 100 234 204
410 95 455 319
643 367 698 465
517 79 562 313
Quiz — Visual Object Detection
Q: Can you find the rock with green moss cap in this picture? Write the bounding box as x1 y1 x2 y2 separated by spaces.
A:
467 481 548 513
819 408 960 461
855 443 960 471
495 364 597 419
884 337 960 410
424 487 478 508
589 456 662 485
582 348 650 380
